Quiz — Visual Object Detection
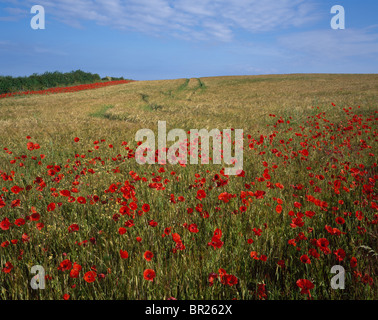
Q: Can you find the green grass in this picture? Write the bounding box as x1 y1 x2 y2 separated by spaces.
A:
176 78 190 92
197 78 206 91
89 105 115 119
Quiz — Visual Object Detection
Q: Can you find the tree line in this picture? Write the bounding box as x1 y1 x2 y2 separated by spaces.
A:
0 70 125 94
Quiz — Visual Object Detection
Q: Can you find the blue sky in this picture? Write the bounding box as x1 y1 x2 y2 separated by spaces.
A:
1 0 378 80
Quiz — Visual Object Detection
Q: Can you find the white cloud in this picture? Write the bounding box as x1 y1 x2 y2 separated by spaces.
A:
2 0 320 41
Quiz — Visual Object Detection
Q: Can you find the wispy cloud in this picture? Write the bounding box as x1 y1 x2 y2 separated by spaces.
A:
279 28 378 60
0 6 28 21
2 0 320 41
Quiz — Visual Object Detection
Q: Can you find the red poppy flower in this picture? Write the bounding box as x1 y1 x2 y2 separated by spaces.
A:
142 203 150 213
208 272 218 286
60 190 71 197
77 196 86 204
11 199 21 208
196 189 206 200
277 260 286 269
316 240 330 255
218 192 232 203
1 241 10 248
120 250 129 259
70 269 80 278
21 233 30 243
2 262 14 273
30 212 40 221
124 219 134 228
119 206 130 216
149 220 158 227
213 228 222 239
294 201 302 208
36 223 44 230
308 248 320 259
11 185 23 194
83 271 97 283
47 202 56 212
172 233 181 243
335 217 345 224
68 224 79 233
58 259 72 272
27 142 34 151
334 248 346 262
189 223 199 233
300 254 311 264
226 275 238 286
257 283 267 300
129 202 138 210
350 257 357 268
218 268 227 278
239 206 247 213
144 250 153 261
290 217 304 228
143 269 156 282
250 251 259 260
0 218 11 231
208 236 224 250
296 279 314 297
118 227 127 235
305 211 315 218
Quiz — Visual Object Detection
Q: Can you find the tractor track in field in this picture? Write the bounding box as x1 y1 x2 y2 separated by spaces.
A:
158 78 206 101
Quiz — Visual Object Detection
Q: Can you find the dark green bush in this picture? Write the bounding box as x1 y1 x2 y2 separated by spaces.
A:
0 70 105 94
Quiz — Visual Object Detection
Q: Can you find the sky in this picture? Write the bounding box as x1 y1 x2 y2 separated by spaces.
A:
0 0 378 80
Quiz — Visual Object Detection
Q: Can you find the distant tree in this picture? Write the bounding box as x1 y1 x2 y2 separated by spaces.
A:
0 70 126 94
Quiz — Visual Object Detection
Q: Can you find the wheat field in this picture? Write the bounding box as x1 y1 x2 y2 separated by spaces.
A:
0 74 377 300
